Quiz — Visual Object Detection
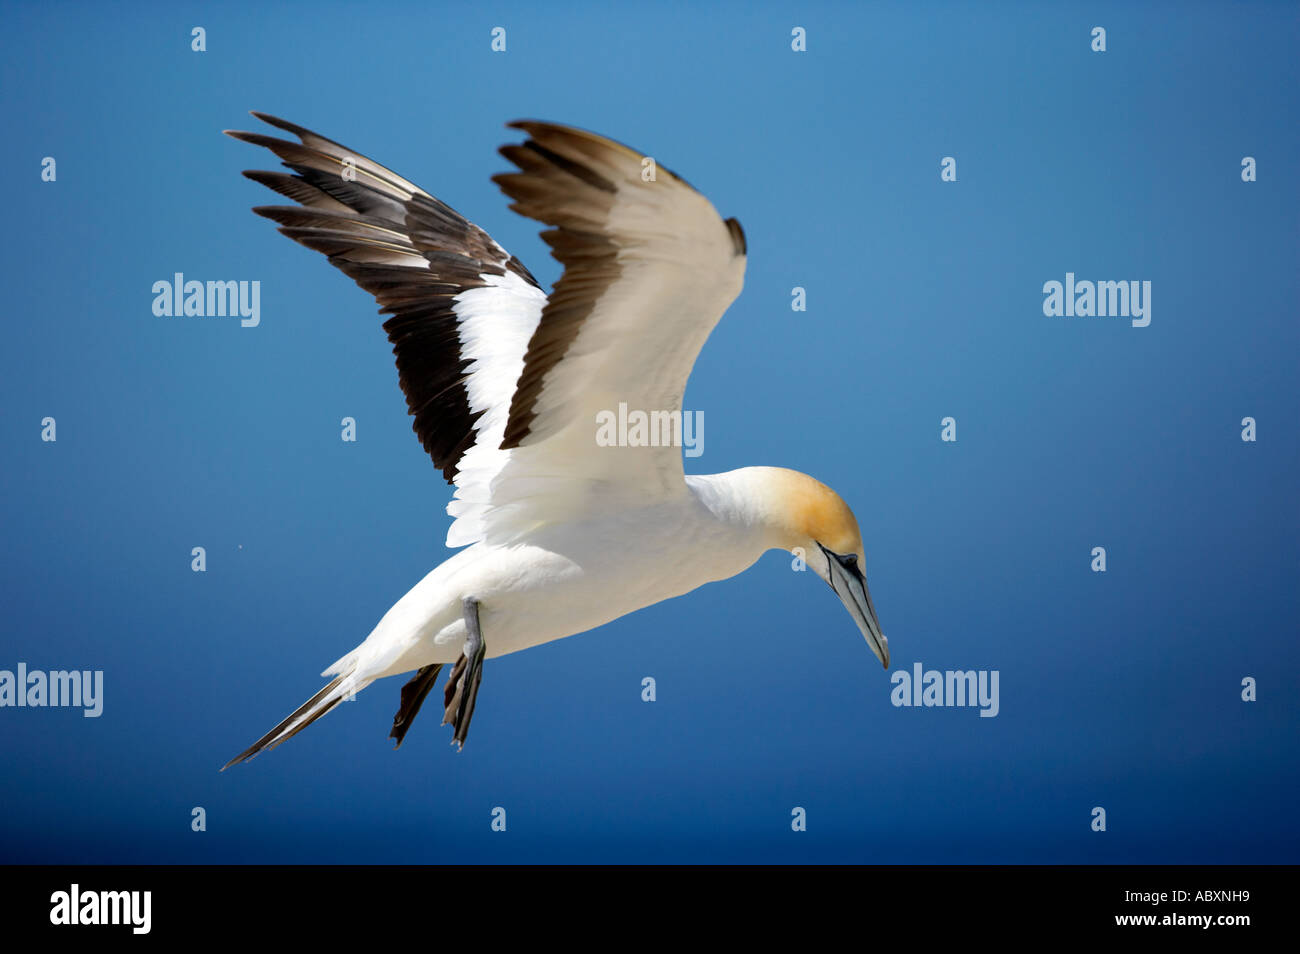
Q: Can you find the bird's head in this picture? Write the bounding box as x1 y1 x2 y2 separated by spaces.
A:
750 468 889 669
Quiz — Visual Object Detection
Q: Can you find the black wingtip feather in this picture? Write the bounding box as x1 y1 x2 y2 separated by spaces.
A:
227 111 543 488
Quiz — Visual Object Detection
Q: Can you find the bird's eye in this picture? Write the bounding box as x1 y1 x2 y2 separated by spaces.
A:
835 552 859 572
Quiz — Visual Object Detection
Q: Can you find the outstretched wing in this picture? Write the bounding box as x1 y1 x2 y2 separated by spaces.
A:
227 115 747 549
446 121 748 545
224 112 546 484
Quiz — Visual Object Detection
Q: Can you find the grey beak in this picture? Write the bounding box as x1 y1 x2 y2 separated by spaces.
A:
819 543 889 669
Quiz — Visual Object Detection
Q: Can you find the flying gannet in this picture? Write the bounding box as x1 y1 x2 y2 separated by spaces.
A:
221 113 888 767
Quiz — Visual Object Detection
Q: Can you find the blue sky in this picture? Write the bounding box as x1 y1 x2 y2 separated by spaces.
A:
1 0 1296 863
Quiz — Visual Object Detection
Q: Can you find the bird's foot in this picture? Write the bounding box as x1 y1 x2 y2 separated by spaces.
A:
442 596 485 750
389 663 443 748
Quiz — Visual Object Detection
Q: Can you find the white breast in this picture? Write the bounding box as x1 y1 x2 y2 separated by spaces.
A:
361 481 769 675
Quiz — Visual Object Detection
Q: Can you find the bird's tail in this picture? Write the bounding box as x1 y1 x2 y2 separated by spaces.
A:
222 664 369 770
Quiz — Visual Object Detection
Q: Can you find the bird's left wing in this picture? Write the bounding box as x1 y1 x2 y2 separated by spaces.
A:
224 112 547 485
446 121 748 546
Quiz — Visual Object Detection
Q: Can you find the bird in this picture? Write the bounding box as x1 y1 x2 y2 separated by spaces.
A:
220 112 889 768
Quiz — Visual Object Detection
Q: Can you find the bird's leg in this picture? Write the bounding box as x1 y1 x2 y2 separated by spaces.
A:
389 663 443 749
441 596 485 750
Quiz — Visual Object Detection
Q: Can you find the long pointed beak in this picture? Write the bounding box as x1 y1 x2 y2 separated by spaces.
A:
822 547 889 669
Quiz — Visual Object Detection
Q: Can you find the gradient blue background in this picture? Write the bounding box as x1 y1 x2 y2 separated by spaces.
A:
1 0 1296 863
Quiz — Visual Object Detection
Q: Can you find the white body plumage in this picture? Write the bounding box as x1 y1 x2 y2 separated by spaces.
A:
221 114 887 766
